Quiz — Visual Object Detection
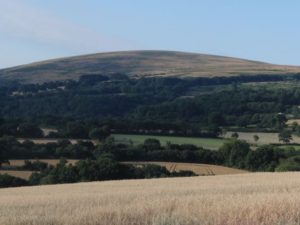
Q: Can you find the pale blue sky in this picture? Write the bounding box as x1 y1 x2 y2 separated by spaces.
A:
0 0 300 68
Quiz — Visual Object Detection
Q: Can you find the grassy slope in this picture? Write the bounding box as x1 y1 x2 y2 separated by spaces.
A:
1 173 300 225
1 50 300 83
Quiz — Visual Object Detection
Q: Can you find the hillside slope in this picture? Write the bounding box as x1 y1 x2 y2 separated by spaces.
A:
1 172 300 225
1 50 300 83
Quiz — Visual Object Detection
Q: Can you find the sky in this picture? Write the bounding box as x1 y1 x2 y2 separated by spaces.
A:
0 0 300 68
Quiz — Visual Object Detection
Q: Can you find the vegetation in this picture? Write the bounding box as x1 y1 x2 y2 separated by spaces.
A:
2 73 300 188
0 174 28 188
2 74 300 137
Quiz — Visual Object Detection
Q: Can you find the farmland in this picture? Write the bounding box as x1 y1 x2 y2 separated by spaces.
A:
1 172 300 225
15 131 300 151
2 160 246 179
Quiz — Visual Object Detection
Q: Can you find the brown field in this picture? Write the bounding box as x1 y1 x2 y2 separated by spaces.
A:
7 159 79 167
287 119 300 125
1 172 300 225
123 161 247 175
2 50 300 83
0 170 33 180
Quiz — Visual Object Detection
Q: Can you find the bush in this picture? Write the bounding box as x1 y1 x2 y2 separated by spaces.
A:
0 174 28 188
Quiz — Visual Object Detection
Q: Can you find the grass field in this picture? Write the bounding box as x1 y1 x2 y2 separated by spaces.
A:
112 134 226 150
225 131 300 145
1 172 300 225
123 161 247 175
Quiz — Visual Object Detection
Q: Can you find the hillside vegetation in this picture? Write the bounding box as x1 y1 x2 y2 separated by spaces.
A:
1 173 300 225
1 50 300 83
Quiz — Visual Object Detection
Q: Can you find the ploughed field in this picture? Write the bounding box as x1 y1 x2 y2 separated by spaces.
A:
1 172 300 225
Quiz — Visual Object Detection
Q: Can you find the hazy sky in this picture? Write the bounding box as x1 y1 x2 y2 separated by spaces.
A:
0 0 300 68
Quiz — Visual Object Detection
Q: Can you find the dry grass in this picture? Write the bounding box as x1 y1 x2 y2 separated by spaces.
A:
1 173 300 225
0 170 33 180
123 161 247 175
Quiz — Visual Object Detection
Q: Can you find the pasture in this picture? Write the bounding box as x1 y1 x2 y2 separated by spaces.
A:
1 172 300 225
112 134 226 150
225 131 300 145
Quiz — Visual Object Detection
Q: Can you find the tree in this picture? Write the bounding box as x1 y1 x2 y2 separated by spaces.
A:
219 139 251 168
0 149 8 168
143 139 161 151
18 123 43 138
245 145 280 171
253 135 259 143
273 113 287 130
89 126 110 141
231 132 239 139
291 122 299 132
278 130 293 144
0 136 14 168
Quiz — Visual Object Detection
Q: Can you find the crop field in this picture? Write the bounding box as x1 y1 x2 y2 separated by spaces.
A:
123 161 247 175
112 134 226 150
1 172 300 225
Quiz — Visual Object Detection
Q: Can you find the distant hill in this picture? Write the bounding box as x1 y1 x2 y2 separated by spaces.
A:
1 50 300 83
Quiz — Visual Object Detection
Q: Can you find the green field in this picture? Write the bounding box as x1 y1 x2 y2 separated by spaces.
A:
112 134 226 150
280 145 300 150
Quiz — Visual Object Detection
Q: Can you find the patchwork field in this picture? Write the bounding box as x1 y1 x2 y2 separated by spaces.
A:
16 131 300 151
3 160 245 179
1 172 300 225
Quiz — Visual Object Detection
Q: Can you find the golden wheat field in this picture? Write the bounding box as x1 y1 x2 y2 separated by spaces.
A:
1 173 300 225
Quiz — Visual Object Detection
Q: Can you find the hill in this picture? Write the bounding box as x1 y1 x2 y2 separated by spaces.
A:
1 50 300 83
1 172 300 225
